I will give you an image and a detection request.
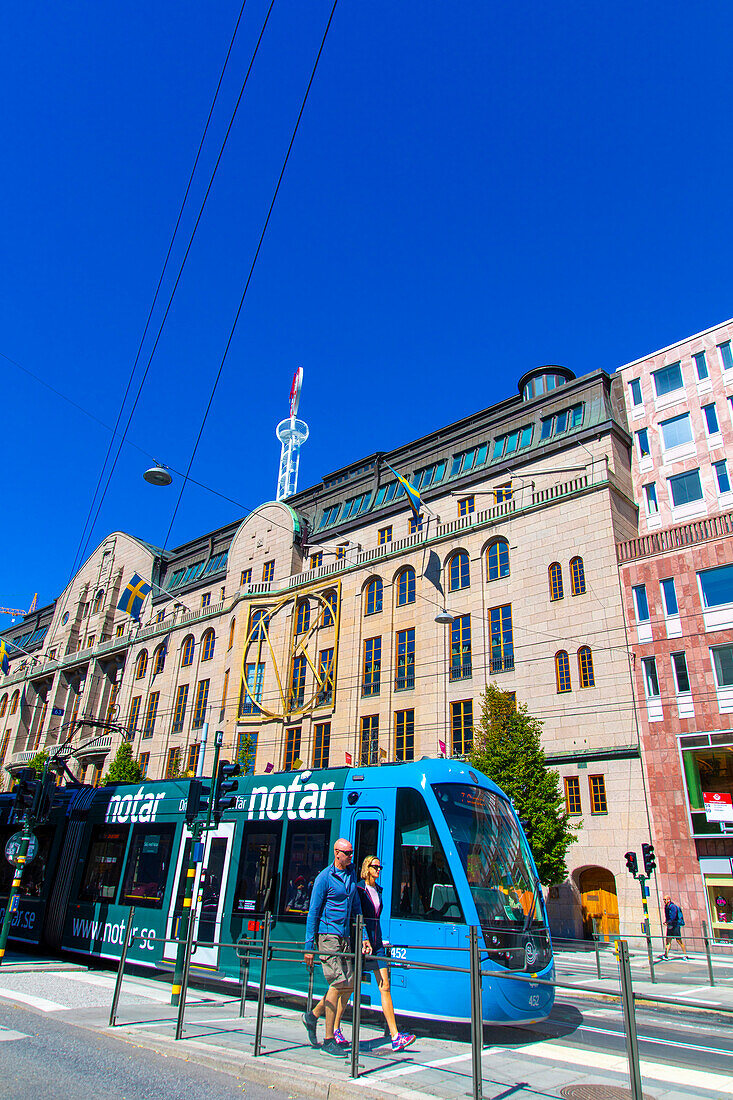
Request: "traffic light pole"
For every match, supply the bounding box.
[171,732,223,1005]
[637,873,656,983]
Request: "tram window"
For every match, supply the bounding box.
[0,828,53,898]
[233,825,281,916]
[392,788,463,923]
[120,825,175,909]
[280,821,331,920]
[198,837,227,944]
[79,825,129,903]
[354,820,379,877]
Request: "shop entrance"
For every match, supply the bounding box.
[579,867,619,940]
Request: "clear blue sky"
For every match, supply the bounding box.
[2,1,732,614]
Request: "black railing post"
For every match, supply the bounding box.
[108,906,135,1028]
[350,915,364,1079]
[702,920,716,987]
[253,912,271,1056]
[174,901,198,1041]
[617,939,644,1100]
[469,926,483,1100]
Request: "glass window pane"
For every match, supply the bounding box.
[505,431,519,454]
[555,410,568,433]
[629,379,642,406]
[652,362,683,396]
[234,825,281,915]
[661,578,678,616]
[693,351,708,380]
[669,469,703,507]
[279,822,331,921]
[637,429,650,457]
[703,404,720,435]
[643,483,659,514]
[120,825,175,909]
[712,646,733,687]
[540,418,553,440]
[714,461,731,494]
[660,413,693,450]
[633,585,650,621]
[492,438,504,460]
[79,824,129,903]
[392,787,462,922]
[642,657,660,697]
[699,563,733,608]
[719,341,733,370]
[672,652,690,694]
[520,425,533,448]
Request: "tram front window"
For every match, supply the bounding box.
[392,787,463,921]
[432,784,543,931]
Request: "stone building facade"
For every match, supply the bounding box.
[1,363,653,936]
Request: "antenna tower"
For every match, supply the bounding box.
[276,367,309,501]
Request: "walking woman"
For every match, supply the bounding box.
[347,854,415,1051]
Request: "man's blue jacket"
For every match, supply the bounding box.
[304,862,364,951]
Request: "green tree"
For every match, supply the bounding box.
[236,733,254,775]
[27,750,50,779]
[103,739,143,785]
[467,683,578,885]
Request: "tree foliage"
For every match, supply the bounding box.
[236,733,255,775]
[27,750,50,779]
[103,739,144,785]
[467,683,578,885]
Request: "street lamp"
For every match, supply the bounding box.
[143,464,173,486]
[434,609,456,625]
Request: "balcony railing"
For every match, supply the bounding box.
[361,681,380,697]
[449,661,473,682]
[315,688,333,706]
[489,655,514,674]
[395,672,415,691]
[239,701,261,717]
[617,507,733,562]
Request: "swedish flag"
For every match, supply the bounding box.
[117,573,152,620]
[385,462,422,519]
[0,640,9,675]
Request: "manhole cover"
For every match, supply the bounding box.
[560,1088,656,1100]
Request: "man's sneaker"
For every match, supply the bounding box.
[302,1010,318,1047]
[333,1027,351,1047]
[321,1037,345,1056]
[391,1032,416,1051]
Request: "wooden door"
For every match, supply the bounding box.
[579,868,619,941]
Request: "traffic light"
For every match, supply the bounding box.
[185,779,210,824]
[33,773,55,824]
[213,760,239,824]
[624,850,638,877]
[13,769,38,819]
[641,842,656,876]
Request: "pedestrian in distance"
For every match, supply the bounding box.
[661,894,689,959]
[302,838,371,1056]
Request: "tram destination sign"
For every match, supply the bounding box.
[5,831,39,866]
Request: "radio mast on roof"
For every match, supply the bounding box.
[275,367,309,501]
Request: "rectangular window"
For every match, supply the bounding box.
[719,341,733,370]
[284,726,301,771]
[714,460,731,494]
[660,577,678,616]
[360,714,379,765]
[279,821,331,921]
[504,430,519,455]
[336,545,346,560]
[138,752,150,778]
[165,747,180,778]
[395,628,415,690]
[450,614,472,680]
[555,409,568,433]
[711,645,733,688]
[489,604,514,672]
[629,378,643,406]
[172,684,189,733]
[240,569,251,586]
[78,824,129,903]
[143,692,159,738]
[643,482,659,515]
[589,775,608,815]
[699,563,733,608]
[652,361,683,397]
[313,722,330,769]
[693,351,709,380]
[451,700,473,756]
[395,709,414,761]
[233,823,281,916]
[703,403,720,436]
[494,483,512,503]
[290,655,307,709]
[193,679,210,729]
[564,776,582,815]
[520,425,533,448]
[129,695,141,733]
[121,825,175,908]
[116,625,125,637]
[378,526,392,545]
[234,730,257,774]
[186,743,200,775]
[458,496,475,517]
[660,412,693,450]
[317,648,334,705]
[671,652,691,694]
[262,560,274,583]
[240,662,264,716]
[310,552,323,569]
[636,428,650,458]
[362,637,381,696]
[201,592,211,608]
[408,514,423,534]
[669,469,703,507]
[642,656,660,698]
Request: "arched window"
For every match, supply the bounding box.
[201,629,215,662]
[365,577,383,616]
[396,567,416,606]
[321,590,338,628]
[93,589,104,614]
[448,551,470,592]
[571,556,586,596]
[296,600,311,635]
[152,644,166,675]
[10,691,19,715]
[135,650,148,680]
[228,619,236,651]
[487,539,510,581]
[549,562,564,601]
[0,695,7,718]
[555,651,571,692]
[578,646,595,687]
[182,635,195,667]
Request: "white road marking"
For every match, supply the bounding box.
[377,1053,470,1079]
[580,1023,733,1058]
[0,1026,29,1041]
[0,988,66,1012]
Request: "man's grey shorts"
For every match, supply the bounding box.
[318,934,353,987]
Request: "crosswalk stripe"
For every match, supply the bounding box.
[0,1027,30,1041]
[0,987,66,1012]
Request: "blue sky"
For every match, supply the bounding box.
[2,1,732,614]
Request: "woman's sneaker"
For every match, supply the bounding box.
[391,1032,416,1051]
[321,1037,345,1056]
[333,1027,351,1047]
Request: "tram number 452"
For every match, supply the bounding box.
[388,946,407,960]
[529,995,541,1007]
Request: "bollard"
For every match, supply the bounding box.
[253,912,271,1056]
[175,897,199,1041]
[593,931,602,979]
[702,920,716,987]
[617,939,644,1100]
[238,939,251,1018]
[469,925,483,1100]
[109,906,136,1028]
[643,922,656,984]
[350,915,364,1079]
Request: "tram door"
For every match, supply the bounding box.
[164,822,235,968]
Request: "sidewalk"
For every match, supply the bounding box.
[0,951,731,1099]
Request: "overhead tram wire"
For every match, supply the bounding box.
[65,0,279,594]
[162,0,341,552]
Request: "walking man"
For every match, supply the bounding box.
[662,894,688,959]
[303,838,371,1055]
